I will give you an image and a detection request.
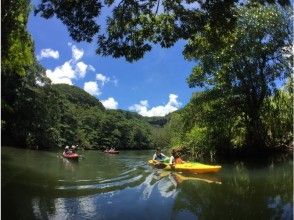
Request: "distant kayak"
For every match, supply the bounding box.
[63,152,79,160]
[148,160,221,174]
[104,150,120,154]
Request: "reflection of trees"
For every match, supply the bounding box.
[59,157,78,172]
[171,162,293,219]
[2,163,58,220]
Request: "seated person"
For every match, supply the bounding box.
[153,148,167,161]
[64,146,72,154]
[70,145,77,153]
[169,149,186,167]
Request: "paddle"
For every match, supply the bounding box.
[153,159,167,169]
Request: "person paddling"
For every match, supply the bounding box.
[169,149,186,168]
[64,146,72,154]
[70,145,77,153]
[153,148,167,162]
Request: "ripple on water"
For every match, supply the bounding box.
[55,167,150,197]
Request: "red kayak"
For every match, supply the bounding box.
[63,152,79,160]
[104,150,119,154]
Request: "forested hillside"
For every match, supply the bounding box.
[3,80,157,150]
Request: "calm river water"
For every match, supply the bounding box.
[2,147,293,220]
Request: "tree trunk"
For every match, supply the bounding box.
[245,107,266,152]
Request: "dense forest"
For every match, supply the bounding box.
[2,76,157,150]
[1,0,158,150]
[2,0,293,159]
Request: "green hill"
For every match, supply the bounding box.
[51,84,105,109]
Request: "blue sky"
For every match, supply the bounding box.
[28,7,200,117]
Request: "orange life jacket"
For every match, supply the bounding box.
[175,158,184,164]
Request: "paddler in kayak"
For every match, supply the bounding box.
[64,146,72,154]
[169,149,186,168]
[70,145,77,153]
[153,148,167,162]
[151,148,168,168]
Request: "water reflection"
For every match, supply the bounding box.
[141,171,178,200]
[59,157,79,172]
[171,162,293,220]
[2,148,293,220]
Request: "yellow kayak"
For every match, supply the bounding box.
[148,159,167,169]
[148,160,221,174]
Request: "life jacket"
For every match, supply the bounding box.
[175,157,184,164]
[155,153,164,160]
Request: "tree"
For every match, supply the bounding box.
[184,4,292,149]
[34,0,290,62]
[34,0,292,151]
[2,0,53,147]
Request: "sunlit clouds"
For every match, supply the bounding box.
[76,62,88,78]
[45,44,95,85]
[46,61,75,85]
[96,73,110,86]
[101,97,118,109]
[129,94,181,117]
[84,81,100,96]
[71,44,84,61]
[37,48,59,60]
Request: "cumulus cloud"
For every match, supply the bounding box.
[71,45,84,61]
[46,61,75,85]
[129,94,181,117]
[45,44,96,84]
[44,44,112,98]
[76,61,88,78]
[83,81,101,96]
[37,48,59,60]
[101,97,118,109]
[96,73,110,85]
[82,73,111,97]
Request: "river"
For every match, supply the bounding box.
[1,147,293,220]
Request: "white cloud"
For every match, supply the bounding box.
[129,94,181,117]
[37,48,59,60]
[140,100,149,107]
[45,44,95,84]
[71,45,84,61]
[101,97,118,109]
[84,81,101,96]
[46,61,75,85]
[88,65,95,72]
[96,73,110,85]
[76,62,88,78]
[44,44,112,98]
